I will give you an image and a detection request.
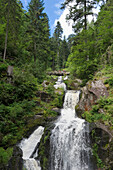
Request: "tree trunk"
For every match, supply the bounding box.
[3,0,10,61]
[84,0,89,60]
[84,0,87,30]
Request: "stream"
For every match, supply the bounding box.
[19,76,94,170]
[50,90,93,170]
[19,126,44,170]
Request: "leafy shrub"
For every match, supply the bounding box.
[0,63,8,78]
[76,61,97,80]
[0,147,13,167]
[107,76,113,86]
[92,144,104,168]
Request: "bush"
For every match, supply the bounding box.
[107,76,113,86]
[76,61,97,80]
[0,147,13,167]
[0,63,7,74]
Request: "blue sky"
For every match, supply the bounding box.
[21,0,67,36]
[21,0,98,38]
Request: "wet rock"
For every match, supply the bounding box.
[38,123,56,170]
[8,146,23,170]
[90,127,113,169]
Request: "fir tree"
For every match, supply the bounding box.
[53,21,63,69]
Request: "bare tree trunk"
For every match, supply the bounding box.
[84,0,87,30]
[3,0,10,61]
[84,0,89,61]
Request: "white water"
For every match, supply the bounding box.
[19,126,44,170]
[54,76,66,91]
[50,90,93,170]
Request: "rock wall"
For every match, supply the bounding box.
[7,146,23,170]
[76,79,113,169]
[76,80,109,116]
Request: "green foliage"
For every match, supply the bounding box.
[92,144,104,168]
[105,76,113,86]
[0,100,36,146]
[0,147,13,167]
[38,129,51,170]
[83,66,113,127]
[65,0,113,81]
[0,63,7,73]
[0,67,38,105]
[62,0,96,32]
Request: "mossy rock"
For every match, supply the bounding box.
[38,127,51,170]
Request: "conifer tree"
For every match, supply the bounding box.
[28,0,50,64]
[0,0,22,61]
[53,21,63,69]
[61,0,96,32]
[59,36,70,68]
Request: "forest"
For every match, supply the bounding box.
[0,0,113,169]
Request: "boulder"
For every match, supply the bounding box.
[88,80,109,99]
[77,80,109,114]
[42,80,49,87]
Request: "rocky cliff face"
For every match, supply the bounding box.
[77,79,109,114]
[76,79,113,169]
[8,146,23,170]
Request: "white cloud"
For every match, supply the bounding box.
[54,1,64,16]
[24,0,28,6]
[54,10,63,16]
[54,3,74,39]
[55,3,61,9]
[54,1,99,39]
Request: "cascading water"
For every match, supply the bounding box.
[54,76,66,91]
[19,126,44,170]
[50,90,94,170]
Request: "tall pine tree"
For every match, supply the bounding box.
[53,21,63,69]
[28,0,50,64]
[61,0,96,32]
[0,0,22,61]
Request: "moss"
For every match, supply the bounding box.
[75,104,79,110]
[38,128,51,170]
[79,91,82,100]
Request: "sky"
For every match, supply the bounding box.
[21,0,74,38]
[21,0,98,38]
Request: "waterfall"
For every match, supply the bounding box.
[19,126,44,170]
[50,90,93,170]
[54,76,66,91]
